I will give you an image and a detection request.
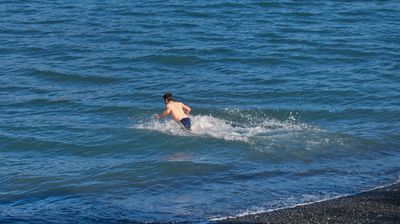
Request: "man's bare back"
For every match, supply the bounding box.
[155,93,192,130]
[165,101,190,121]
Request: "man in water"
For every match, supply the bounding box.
[154,93,192,131]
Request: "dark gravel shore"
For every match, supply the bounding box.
[216,182,400,224]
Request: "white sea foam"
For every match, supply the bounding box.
[208,193,346,221]
[134,114,313,142]
[209,181,400,221]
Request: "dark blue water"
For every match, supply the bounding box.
[1,1,400,223]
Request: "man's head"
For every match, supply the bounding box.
[163,93,174,104]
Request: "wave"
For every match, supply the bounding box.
[31,69,119,85]
[134,55,205,66]
[209,181,400,222]
[208,193,347,221]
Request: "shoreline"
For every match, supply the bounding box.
[215,182,400,224]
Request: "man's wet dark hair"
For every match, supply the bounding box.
[163,93,174,102]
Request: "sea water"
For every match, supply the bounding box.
[1,0,400,223]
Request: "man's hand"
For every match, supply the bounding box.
[155,107,171,120]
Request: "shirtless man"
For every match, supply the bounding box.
[154,93,192,131]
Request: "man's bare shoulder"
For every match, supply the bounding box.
[167,102,182,108]
[171,101,183,106]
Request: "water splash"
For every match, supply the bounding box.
[134,113,315,143]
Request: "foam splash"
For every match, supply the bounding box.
[134,114,312,142]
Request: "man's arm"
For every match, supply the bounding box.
[182,103,191,115]
[154,107,171,119]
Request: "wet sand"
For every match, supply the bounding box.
[216,182,400,224]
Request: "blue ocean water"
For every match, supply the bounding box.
[1,0,400,223]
